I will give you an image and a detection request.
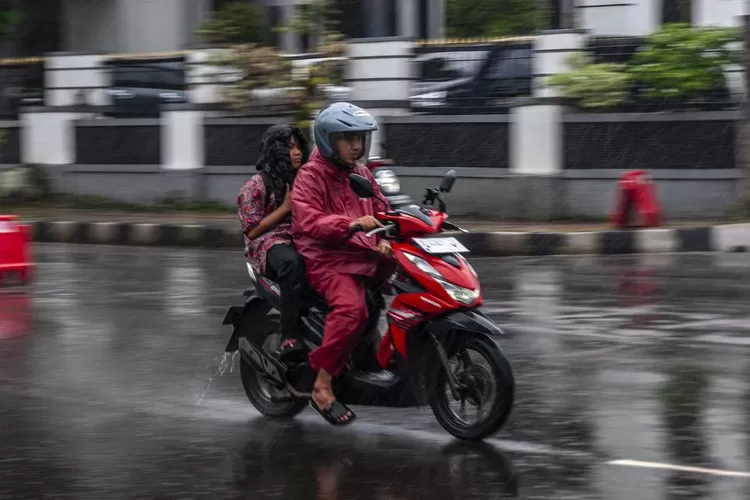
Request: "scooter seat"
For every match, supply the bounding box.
[258,274,383,314]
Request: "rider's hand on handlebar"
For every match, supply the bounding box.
[377,240,392,257]
[350,216,382,232]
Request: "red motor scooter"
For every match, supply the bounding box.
[223,170,514,441]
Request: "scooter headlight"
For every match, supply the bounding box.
[437,279,480,305]
[404,252,442,279]
[403,252,479,305]
[374,169,401,195]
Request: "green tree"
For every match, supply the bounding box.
[209,0,346,129]
[197,2,268,45]
[628,23,739,102]
[211,32,346,130]
[446,0,549,38]
[547,53,632,108]
[279,0,341,39]
[0,1,23,40]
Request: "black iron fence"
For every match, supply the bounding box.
[0,59,44,119]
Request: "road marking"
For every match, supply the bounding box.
[608,459,750,478]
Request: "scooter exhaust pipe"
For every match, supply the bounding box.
[238,337,287,388]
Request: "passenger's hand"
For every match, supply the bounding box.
[350,215,382,232]
[280,185,292,213]
[377,240,392,257]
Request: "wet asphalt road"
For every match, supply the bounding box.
[1,245,750,499]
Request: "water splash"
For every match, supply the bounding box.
[194,351,239,406]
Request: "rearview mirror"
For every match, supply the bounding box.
[439,169,456,193]
[349,173,375,198]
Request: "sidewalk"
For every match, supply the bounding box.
[13,208,750,256]
[12,208,730,232]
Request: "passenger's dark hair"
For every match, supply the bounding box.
[256,124,310,207]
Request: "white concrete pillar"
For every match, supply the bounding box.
[694,0,747,28]
[20,108,82,165]
[532,30,587,98]
[161,106,204,170]
[397,0,418,38]
[577,0,657,36]
[346,39,416,107]
[45,53,110,108]
[510,100,563,175]
[186,48,232,105]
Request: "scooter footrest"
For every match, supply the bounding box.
[344,371,400,392]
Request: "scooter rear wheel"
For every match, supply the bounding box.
[428,334,515,441]
[240,317,308,418]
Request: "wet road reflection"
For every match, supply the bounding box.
[0,245,749,499]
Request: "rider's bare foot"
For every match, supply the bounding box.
[311,370,355,425]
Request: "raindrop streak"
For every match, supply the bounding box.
[195,351,239,406]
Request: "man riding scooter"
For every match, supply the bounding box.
[291,102,397,426]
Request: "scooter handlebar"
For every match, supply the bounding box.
[365,224,395,238]
[348,222,396,238]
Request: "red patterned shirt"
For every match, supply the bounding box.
[237,174,293,275]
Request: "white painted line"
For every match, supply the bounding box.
[608,459,750,478]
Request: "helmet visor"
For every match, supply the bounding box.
[330,131,372,165]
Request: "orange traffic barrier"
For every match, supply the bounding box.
[610,170,662,229]
[0,215,34,285]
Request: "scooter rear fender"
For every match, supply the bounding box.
[223,291,273,353]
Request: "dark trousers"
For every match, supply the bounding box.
[265,243,306,341]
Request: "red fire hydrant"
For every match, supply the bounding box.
[0,215,34,285]
[610,170,662,229]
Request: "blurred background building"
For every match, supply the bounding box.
[0,0,747,220]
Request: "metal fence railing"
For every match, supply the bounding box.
[0,59,45,119]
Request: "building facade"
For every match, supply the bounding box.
[58,0,446,55]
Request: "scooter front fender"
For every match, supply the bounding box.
[427,309,506,338]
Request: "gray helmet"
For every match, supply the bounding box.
[313,102,378,166]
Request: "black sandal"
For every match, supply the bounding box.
[309,398,356,426]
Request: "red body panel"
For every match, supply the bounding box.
[372,208,482,367]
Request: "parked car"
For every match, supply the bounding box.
[106,60,187,117]
[409,41,533,114]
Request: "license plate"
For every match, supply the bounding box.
[412,237,469,254]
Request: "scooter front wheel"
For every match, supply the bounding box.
[240,317,308,418]
[427,334,515,441]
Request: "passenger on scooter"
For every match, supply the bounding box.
[237,124,309,355]
[291,102,397,426]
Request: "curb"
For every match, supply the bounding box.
[26,220,750,256]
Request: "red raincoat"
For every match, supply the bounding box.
[291,148,394,375]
